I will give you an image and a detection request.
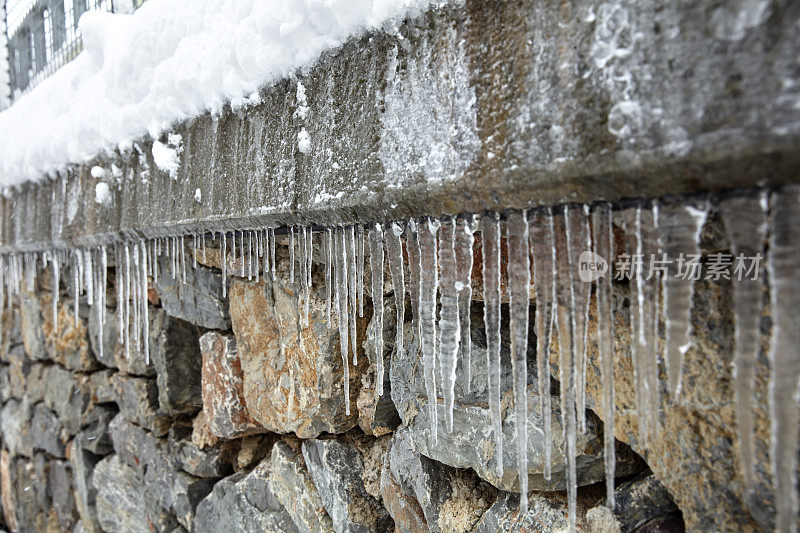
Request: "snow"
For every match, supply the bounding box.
[0,0,440,187]
[94,181,112,205]
[151,140,180,179]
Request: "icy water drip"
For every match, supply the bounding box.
[5,186,800,529]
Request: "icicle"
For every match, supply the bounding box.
[299,227,309,328]
[221,233,227,297]
[347,226,358,365]
[553,210,578,533]
[124,243,131,359]
[565,204,591,433]
[193,235,198,270]
[720,193,767,499]
[140,241,150,364]
[52,251,60,327]
[180,234,187,284]
[638,203,661,445]
[592,203,616,508]
[357,225,365,317]
[386,222,405,370]
[334,228,351,415]
[437,217,460,432]
[289,227,295,284]
[406,223,422,353]
[482,213,503,477]
[248,230,253,281]
[368,223,385,398]
[132,244,141,352]
[767,186,800,533]
[116,246,124,343]
[239,230,245,280]
[152,239,158,285]
[420,218,440,444]
[326,228,333,325]
[658,199,708,399]
[202,232,207,262]
[254,231,260,283]
[99,246,107,364]
[455,215,478,394]
[529,208,556,481]
[507,211,530,514]
[74,251,81,323]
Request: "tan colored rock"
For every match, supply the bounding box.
[229,275,367,438]
[199,331,265,439]
[40,293,99,371]
[0,450,17,532]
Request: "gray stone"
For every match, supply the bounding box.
[302,438,392,533]
[609,474,681,533]
[194,457,298,533]
[88,368,117,403]
[43,364,92,435]
[150,308,202,416]
[380,428,497,533]
[390,308,640,492]
[30,403,68,457]
[48,459,77,530]
[155,257,230,330]
[18,290,47,361]
[112,373,170,435]
[0,365,9,403]
[92,454,181,533]
[68,440,102,533]
[8,456,48,532]
[0,308,22,364]
[269,439,334,533]
[87,305,119,369]
[473,491,593,533]
[77,403,117,455]
[168,423,235,478]
[1,399,32,457]
[40,293,99,371]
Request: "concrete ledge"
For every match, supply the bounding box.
[3,0,800,251]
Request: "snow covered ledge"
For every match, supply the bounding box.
[2,0,800,251]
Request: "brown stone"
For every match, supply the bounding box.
[229,273,367,438]
[40,293,99,371]
[0,450,16,532]
[199,331,265,439]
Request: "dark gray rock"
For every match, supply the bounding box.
[380,428,497,533]
[18,290,48,361]
[150,309,202,416]
[8,456,48,532]
[87,305,119,369]
[1,399,32,457]
[194,457,298,533]
[43,364,92,435]
[611,474,681,533]
[77,403,117,455]
[155,258,230,330]
[30,403,68,457]
[302,438,393,533]
[112,372,170,435]
[269,439,334,533]
[473,491,583,532]
[68,440,102,533]
[88,368,117,403]
[48,459,77,530]
[168,423,235,478]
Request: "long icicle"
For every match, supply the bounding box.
[140,241,149,364]
[357,225,365,318]
[720,193,767,499]
[507,211,530,514]
[221,233,227,297]
[335,227,351,415]
[530,208,556,481]
[592,203,616,508]
[368,223,385,398]
[347,226,358,365]
[289,226,295,284]
[767,186,800,533]
[326,228,333,325]
[419,218,440,444]
[438,217,460,432]
[455,215,478,394]
[482,213,503,478]
[386,222,405,366]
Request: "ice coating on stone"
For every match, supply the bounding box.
[658,200,708,399]
[529,207,555,482]
[368,223,385,398]
[592,203,616,508]
[437,217,460,432]
[720,193,767,498]
[507,211,530,515]
[386,222,405,364]
[334,227,351,416]
[481,213,503,478]
[767,186,800,533]
[455,215,478,395]
[553,210,578,533]
[419,218,440,445]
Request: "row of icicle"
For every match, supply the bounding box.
[0,186,798,531]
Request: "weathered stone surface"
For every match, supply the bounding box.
[155,257,230,330]
[7,349,33,400]
[1,399,32,457]
[194,456,298,533]
[40,294,99,370]
[109,415,214,529]
[0,450,16,531]
[302,438,393,533]
[77,403,117,455]
[48,459,78,530]
[43,364,92,435]
[30,403,68,457]
[199,331,265,439]
[9,456,49,532]
[68,440,102,533]
[391,308,640,492]
[235,434,276,471]
[92,454,180,533]
[87,305,118,369]
[357,297,401,437]
[473,490,597,533]
[0,308,23,364]
[381,428,497,533]
[168,423,235,478]
[230,273,367,438]
[0,364,10,403]
[269,439,334,533]
[111,373,170,435]
[88,368,117,403]
[19,290,48,361]
[150,308,202,416]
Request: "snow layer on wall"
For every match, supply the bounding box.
[0,0,439,187]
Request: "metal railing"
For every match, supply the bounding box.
[2,0,146,105]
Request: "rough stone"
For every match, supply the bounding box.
[30,403,68,457]
[9,456,49,532]
[77,403,117,455]
[235,434,276,471]
[609,474,681,532]
[391,306,640,492]
[0,451,16,531]
[87,305,118,369]
[18,290,48,361]
[269,439,334,533]
[43,364,92,435]
[7,349,33,400]
[0,364,10,403]
[302,438,393,533]
[199,331,265,439]
[40,293,99,370]
[229,273,367,438]
[48,459,77,530]
[194,456,299,533]
[168,423,235,478]
[111,373,170,435]
[68,440,102,533]
[381,428,497,533]
[0,308,22,363]
[88,368,117,403]
[473,490,598,533]
[155,256,230,330]
[1,399,32,457]
[149,308,202,416]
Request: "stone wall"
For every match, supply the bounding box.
[0,226,713,533]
